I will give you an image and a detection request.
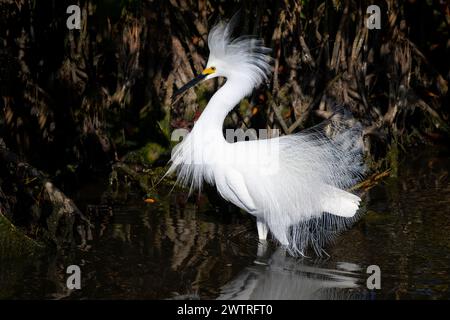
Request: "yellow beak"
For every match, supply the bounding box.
[202,67,216,75]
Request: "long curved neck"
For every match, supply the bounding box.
[193,77,250,139]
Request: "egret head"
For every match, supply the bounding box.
[173,18,272,100]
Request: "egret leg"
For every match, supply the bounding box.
[256,218,268,241]
[256,241,268,257]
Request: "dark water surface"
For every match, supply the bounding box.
[1,147,449,299]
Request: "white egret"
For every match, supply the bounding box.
[167,19,365,256]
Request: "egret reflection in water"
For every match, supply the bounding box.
[218,245,366,300]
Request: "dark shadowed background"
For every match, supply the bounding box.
[0,0,449,300]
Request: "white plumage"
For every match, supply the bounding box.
[167,18,365,256]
